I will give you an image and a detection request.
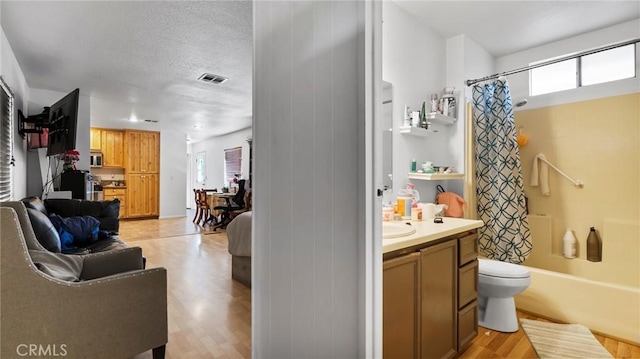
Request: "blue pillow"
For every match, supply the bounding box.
[48,214,100,250]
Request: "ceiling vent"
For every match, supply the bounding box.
[198,73,228,84]
[144,119,158,123]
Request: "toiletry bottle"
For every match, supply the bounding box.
[420,102,428,128]
[586,227,602,262]
[411,159,417,173]
[563,229,576,259]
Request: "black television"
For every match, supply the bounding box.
[47,88,79,156]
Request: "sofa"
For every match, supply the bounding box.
[20,196,127,254]
[0,202,167,358]
[226,211,252,287]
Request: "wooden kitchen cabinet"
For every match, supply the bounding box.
[103,188,126,218]
[126,174,159,217]
[90,128,102,150]
[124,130,160,218]
[125,130,160,174]
[420,240,458,359]
[101,130,124,167]
[383,252,421,359]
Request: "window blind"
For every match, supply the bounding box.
[224,147,242,184]
[0,77,14,201]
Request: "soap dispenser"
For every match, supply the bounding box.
[586,227,602,262]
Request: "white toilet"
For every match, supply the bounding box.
[478,258,531,332]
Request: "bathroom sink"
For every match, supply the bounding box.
[382,222,416,239]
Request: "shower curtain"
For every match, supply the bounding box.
[472,78,531,264]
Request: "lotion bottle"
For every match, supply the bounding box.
[563,229,577,259]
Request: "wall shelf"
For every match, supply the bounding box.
[399,126,434,137]
[426,112,457,125]
[408,172,464,180]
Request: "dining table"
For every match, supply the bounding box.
[205,192,236,224]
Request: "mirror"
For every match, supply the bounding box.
[382,81,393,191]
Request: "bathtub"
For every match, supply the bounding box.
[515,265,640,345]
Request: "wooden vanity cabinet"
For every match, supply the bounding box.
[420,240,458,359]
[383,252,421,359]
[383,230,479,359]
[457,234,479,351]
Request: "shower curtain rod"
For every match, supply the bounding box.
[466,38,640,86]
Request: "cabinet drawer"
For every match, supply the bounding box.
[458,260,478,309]
[458,233,478,265]
[458,300,478,351]
[104,188,126,196]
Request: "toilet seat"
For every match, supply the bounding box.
[479,259,530,279]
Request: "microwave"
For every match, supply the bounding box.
[90,152,103,168]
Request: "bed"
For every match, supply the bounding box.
[226,211,252,287]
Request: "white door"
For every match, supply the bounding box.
[195,151,206,189]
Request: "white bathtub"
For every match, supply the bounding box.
[515,265,640,345]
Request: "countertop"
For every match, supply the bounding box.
[383,217,484,254]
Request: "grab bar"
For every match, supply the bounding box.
[537,156,584,188]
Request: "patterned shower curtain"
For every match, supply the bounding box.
[472,78,531,264]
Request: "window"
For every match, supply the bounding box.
[224,147,242,185]
[530,43,636,96]
[195,152,206,185]
[0,77,14,201]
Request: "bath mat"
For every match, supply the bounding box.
[520,318,613,359]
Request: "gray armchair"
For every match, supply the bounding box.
[0,202,167,359]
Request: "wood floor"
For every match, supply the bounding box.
[128,214,251,359]
[123,213,639,358]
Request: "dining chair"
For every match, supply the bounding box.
[212,180,246,231]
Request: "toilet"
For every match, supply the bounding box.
[478,258,531,332]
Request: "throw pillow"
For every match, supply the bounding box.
[26,208,62,253]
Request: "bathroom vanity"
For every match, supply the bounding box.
[383,218,483,359]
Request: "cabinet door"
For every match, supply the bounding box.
[384,252,421,359]
[421,240,457,359]
[126,131,160,173]
[90,128,102,150]
[126,174,159,217]
[101,130,124,167]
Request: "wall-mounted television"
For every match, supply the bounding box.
[47,88,79,157]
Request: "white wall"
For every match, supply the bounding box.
[1,28,29,200]
[382,1,448,203]
[445,35,495,196]
[496,19,640,109]
[159,129,187,218]
[254,1,366,356]
[190,127,251,191]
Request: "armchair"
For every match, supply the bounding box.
[0,202,167,359]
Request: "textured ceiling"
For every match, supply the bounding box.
[396,1,640,57]
[2,1,639,143]
[2,1,252,143]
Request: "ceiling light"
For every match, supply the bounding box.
[198,73,228,84]
[193,125,203,129]
[128,116,139,122]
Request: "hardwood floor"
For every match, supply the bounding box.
[462,311,640,359]
[127,213,251,359]
[124,213,639,358]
